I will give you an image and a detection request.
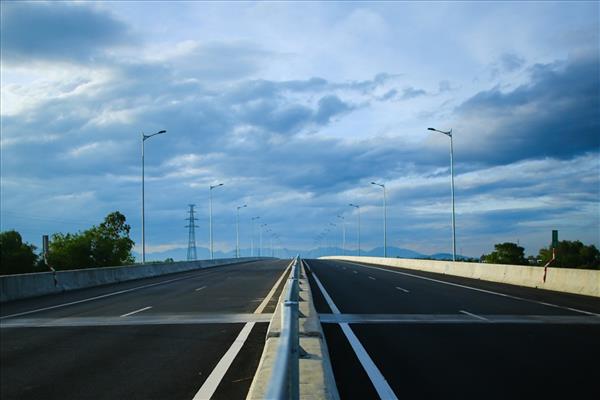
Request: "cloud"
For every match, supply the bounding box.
[455,53,599,164]
[1,2,132,64]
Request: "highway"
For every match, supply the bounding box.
[304,258,600,399]
[0,259,290,400]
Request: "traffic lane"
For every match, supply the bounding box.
[347,323,600,399]
[337,259,600,314]
[306,259,598,316]
[0,323,259,400]
[1,259,288,320]
[0,259,270,318]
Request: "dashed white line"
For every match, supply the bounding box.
[339,261,599,317]
[353,270,358,274]
[395,287,410,293]
[311,269,398,400]
[459,310,488,321]
[195,286,207,291]
[368,276,376,280]
[120,306,152,317]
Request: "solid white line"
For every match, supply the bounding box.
[459,310,488,321]
[120,306,152,317]
[339,261,599,317]
[192,322,255,400]
[1,273,210,320]
[253,259,292,314]
[192,260,291,398]
[311,269,398,400]
[369,276,376,280]
[195,286,207,291]
[395,287,410,293]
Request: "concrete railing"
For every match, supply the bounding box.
[0,257,266,303]
[247,258,339,400]
[319,256,600,297]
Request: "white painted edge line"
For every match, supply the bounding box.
[120,306,152,317]
[1,273,210,320]
[395,287,410,293]
[459,310,488,321]
[311,269,398,400]
[193,260,290,399]
[339,261,600,317]
[369,276,376,280]
[253,259,293,314]
[193,322,255,400]
[195,286,207,291]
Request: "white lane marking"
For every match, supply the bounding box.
[253,259,293,314]
[353,270,358,274]
[192,322,255,400]
[311,268,398,400]
[195,286,207,291]
[339,261,599,317]
[193,260,290,399]
[1,273,213,320]
[459,310,488,321]
[368,276,376,280]
[119,306,152,317]
[342,267,347,270]
[395,287,410,293]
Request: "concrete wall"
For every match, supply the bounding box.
[0,257,265,303]
[320,256,600,298]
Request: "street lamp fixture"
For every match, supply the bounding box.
[371,181,387,258]
[349,203,361,256]
[428,127,456,261]
[209,183,224,260]
[141,129,166,264]
[236,204,247,258]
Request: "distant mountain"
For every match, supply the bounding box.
[135,245,471,262]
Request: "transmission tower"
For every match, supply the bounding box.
[186,204,199,261]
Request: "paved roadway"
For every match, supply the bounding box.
[0,259,290,400]
[305,258,600,400]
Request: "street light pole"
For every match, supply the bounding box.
[251,216,260,256]
[260,223,267,257]
[371,182,387,258]
[349,204,361,256]
[337,215,345,255]
[209,183,224,260]
[141,129,166,264]
[236,204,247,258]
[428,127,456,261]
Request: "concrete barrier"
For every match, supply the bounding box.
[0,257,266,303]
[247,259,339,400]
[319,256,600,298]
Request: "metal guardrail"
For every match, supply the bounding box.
[265,256,300,400]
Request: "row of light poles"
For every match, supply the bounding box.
[141,129,275,262]
[321,127,456,261]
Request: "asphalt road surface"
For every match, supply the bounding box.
[305,258,600,400]
[1,259,290,400]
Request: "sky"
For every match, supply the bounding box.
[1,1,599,260]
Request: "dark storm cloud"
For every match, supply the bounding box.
[456,53,600,164]
[0,2,132,64]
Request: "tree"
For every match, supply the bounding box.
[483,242,528,265]
[48,211,134,270]
[0,230,38,275]
[539,240,600,270]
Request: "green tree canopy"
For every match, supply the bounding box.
[0,230,38,275]
[539,240,600,269]
[48,211,134,270]
[483,242,528,265]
